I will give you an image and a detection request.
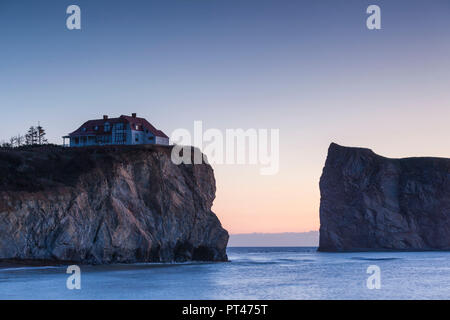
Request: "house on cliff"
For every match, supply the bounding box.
[63,113,169,147]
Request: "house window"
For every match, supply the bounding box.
[135,136,139,142]
[94,126,98,131]
[135,125,139,130]
[114,123,126,144]
[82,127,86,132]
[104,123,110,132]
[96,135,112,144]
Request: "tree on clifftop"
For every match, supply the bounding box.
[1,124,49,148]
[37,124,48,145]
[25,126,38,145]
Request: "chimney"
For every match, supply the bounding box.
[132,113,137,118]
[103,115,108,120]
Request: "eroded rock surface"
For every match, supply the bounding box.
[319,143,450,251]
[0,145,228,264]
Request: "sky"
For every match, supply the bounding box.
[1,0,449,234]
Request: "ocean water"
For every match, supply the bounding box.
[1,247,449,300]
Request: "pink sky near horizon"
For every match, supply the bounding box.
[212,97,450,234]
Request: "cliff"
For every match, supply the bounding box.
[0,145,228,264]
[319,143,450,251]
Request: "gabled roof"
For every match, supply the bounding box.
[69,115,169,138]
[69,118,125,137]
[120,115,169,138]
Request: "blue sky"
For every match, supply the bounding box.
[1,1,449,232]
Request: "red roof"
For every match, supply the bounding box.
[69,115,169,138]
[120,115,169,138]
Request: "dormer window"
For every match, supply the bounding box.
[82,127,86,132]
[135,124,139,130]
[94,126,99,131]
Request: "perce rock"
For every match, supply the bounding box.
[319,143,450,251]
[0,145,228,264]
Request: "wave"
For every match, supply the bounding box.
[350,257,400,261]
[0,265,64,272]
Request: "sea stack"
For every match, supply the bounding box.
[0,145,228,264]
[319,143,450,251]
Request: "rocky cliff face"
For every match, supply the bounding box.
[319,143,450,251]
[0,145,228,264]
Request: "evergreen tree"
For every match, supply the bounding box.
[37,124,48,145]
[25,126,38,145]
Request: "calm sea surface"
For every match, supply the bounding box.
[1,247,449,299]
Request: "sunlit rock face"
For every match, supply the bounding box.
[319,143,450,251]
[0,145,228,264]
